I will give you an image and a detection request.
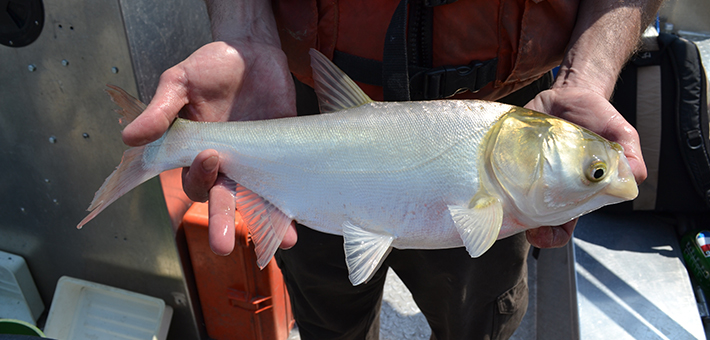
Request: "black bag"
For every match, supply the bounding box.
[611,32,710,211]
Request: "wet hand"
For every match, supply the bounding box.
[182,150,298,255]
[524,86,647,248]
[122,41,298,255]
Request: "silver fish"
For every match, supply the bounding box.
[79,49,638,285]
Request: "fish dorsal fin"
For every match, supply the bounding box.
[448,192,503,258]
[235,184,292,269]
[309,49,374,113]
[105,84,146,126]
[342,221,393,285]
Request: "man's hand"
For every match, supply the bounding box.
[521,0,661,248]
[122,41,295,145]
[524,86,647,248]
[122,41,298,256]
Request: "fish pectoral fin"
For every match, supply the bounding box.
[342,221,393,286]
[448,195,503,258]
[309,49,374,113]
[235,184,293,269]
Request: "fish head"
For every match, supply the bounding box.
[488,108,638,227]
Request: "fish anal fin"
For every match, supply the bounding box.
[309,49,374,113]
[448,194,503,258]
[235,184,293,269]
[342,221,393,286]
[105,85,146,126]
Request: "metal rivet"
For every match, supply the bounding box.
[111,67,119,74]
[28,64,37,72]
[49,136,57,143]
[61,59,69,66]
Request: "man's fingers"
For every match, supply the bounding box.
[617,123,648,185]
[122,67,189,146]
[182,150,220,202]
[208,176,237,256]
[280,222,298,250]
[526,219,578,249]
[180,149,298,253]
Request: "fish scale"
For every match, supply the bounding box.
[177,101,500,246]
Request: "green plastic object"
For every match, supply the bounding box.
[0,319,45,336]
[682,230,710,295]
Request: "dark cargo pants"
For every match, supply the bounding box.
[276,225,530,340]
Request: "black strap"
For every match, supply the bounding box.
[334,50,428,86]
[408,0,433,70]
[334,50,498,100]
[382,0,411,101]
[347,0,496,101]
[662,33,710,207]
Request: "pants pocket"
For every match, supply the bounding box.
[492,278,529,339]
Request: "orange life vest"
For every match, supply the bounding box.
[273,0,579,101]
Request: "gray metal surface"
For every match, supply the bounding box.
[574,212,705,340]
[535,241,580,339]
[0,0,210,338]
[117,0,211,103]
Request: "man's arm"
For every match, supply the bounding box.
[558,0,663,100]
[525,0,663,248]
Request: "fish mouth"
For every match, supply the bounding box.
[605,156,639,201]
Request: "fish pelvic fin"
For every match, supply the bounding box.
[105,85,146,126]
[235,184,293,269]
[342,221,393,286]
[448,193,503,258]
[77,145,166,229]
[309,49,374,113]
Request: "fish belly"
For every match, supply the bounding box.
[169,100,509,249]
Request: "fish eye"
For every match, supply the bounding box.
[585,160,607,182]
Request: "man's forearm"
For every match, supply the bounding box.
[203,0,281,45]
[555,0,664,99]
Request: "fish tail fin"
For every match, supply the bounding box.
[77,145,166,229]
[105,84,146,126]
[77,85,163,229]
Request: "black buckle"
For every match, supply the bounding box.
[413,59,496,100]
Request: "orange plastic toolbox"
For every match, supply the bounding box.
[182,202,294,340]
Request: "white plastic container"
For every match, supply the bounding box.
[44,276,172,340]
[0,250,44,324]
